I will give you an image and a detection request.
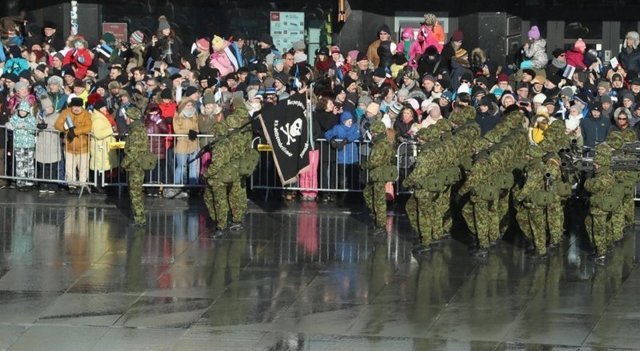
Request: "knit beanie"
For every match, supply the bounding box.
[196,38,210,52]
[158,16,170,32]
[528,26,541,40]
[129,30,145,45]
[293,51,307,64]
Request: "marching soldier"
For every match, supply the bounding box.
[361,121,396,232]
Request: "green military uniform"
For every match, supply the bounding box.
[404,127,442,251]
[226,104,255,229]
[606,131,628,242]
[515,145,555,256]
[584,144,617,260]
[121,107,151,225]
[361,121,396,229]
[203,122,227,228]
[461,150,500,255]
[204,103,255,234]
[620,129,638,227]
[434,119,459,237]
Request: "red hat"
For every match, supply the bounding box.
[196,38,210,52]
[331,45,341,54]
[497,73,509,83]
[451,30,464,42]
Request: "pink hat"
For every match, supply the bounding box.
[574,38,586,52]
[451,30,464,42]
[196,38,210,52]
[528,26,540,40]
[347,50,359,62]
[331,45,341,54]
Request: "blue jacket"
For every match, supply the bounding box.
[580,114,611,149]
[10,114,37,149]
[324,113,361,164]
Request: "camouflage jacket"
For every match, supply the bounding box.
[122,121,149,171]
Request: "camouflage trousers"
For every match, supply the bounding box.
[406,193,439,245]
[585,208,611,257]
[515,205,547,255]
[497,190,510,238]
[206,178,247,230]
[128,169,145,224]
[435,187,451,239]
[462,197,499,249]
[546,201,564,245]
[623,184,635,227]
[363,181,387,228]
[14,147,35,187]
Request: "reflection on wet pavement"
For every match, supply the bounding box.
[0,191,639,350]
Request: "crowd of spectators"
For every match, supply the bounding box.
[1,13,639,201]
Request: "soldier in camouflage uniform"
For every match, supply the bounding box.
[515,145,548,256]
[460,149,500,257]
[434,119,459,238]
[584,144,617,262]
[620,128,638,228]
[361,121,395,231]
[226,101,255,230]
[204,101,253,235]
[605,131,628,243]
[203,122,228,231]
[404,126,442,254]
[121,106,148,225]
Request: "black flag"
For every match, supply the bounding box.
[258,94,310,185]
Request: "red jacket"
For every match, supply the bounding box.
[565,49,586,70]
[63,48,93,79]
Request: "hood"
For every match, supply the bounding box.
[401,27,414,40]
[340,111,354,124]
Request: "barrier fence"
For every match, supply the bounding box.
[2,125,639,201]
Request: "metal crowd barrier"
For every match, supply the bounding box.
[0,126,96,193]
[250,137,372,194]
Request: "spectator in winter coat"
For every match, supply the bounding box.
[476,95,501,135]
[89,99,119,192]
[55,97,92,193]
[62,37,93,79]
[324,111,362,192]
[172,98,200,191]
[367,24,392,68]
[8,101,37,189]
[35,97,62,192]
[521,26,548,70]
[619,31,640,73]
[565,38,587,71]
[580,102,611,149]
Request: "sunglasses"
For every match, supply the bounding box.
[618,117,628,120]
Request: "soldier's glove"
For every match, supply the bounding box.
[67,127,76,141]
[188,129,198,141]
[37,123,48,130]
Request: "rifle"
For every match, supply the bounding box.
[544,172,553,191]
[621,141,640,155]
[611,156,640,171]
[186,117,254,165]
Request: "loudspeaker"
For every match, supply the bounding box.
[459,12,522,68]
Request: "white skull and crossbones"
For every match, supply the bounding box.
[280,118,303,145]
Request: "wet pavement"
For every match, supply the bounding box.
[0,189,639,350]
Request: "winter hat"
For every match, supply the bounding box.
[202,91,216,105]
[497,73,509,83]
[560,86,574,98]
[69,97,84,108]
[373,67,387,78]
[292,40,305,51]
[211,35,225,52]
[340,111,354,123]
[532,93,547,105]
[528,26,541,40]
[356,52,368,62]
[347,50,359,63]
[331,45,341,54]
[574,38,586,53]
[378,24,391,35]
[366,102,380,116]
[158,16,170,32]
[600,94,612,105]
[47,75,63,87]
[93,99,107,111]
[358,94,373,107]
[406,98,420,112]
[160,88,172,99]
[293,51,307,64]
[441,91,453,102]
[451,30,464,42]
[184,86,199,97]
[14,81,29,92]
[259,33,273,46]
[101,32,116,46]
[129,30,145,45]
[196,38,210,52]
[389,102,403,115]
[479,95,492,106]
